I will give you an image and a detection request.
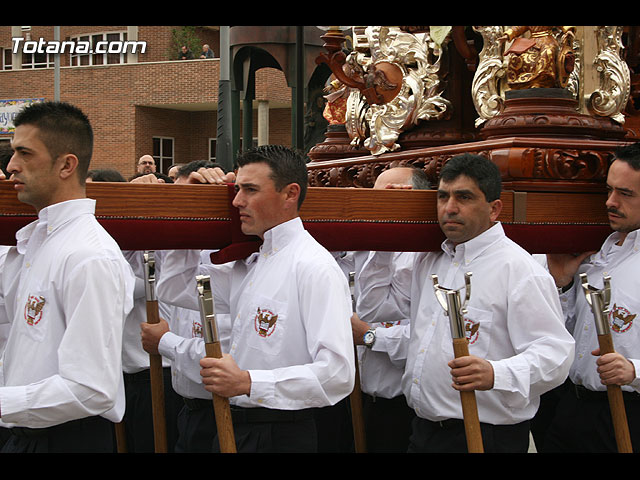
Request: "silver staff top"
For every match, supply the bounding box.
[432,272,472,340]
[143,250,157,302]
[196,274,220,344]
[579,272,612,336]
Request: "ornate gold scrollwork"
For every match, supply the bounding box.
[588,26,630,124]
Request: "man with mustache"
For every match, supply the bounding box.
[0,101,135,452]
[544,142,640,452]
[356,153,575,452]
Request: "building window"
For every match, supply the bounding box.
[1,48,53,70]
[209,138,217,161]
[152,136,174,174]
[21,51,54,69]
[2,49,12,70]
[69,31,129,66]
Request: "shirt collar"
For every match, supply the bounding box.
[259,216,304,257]
[16,199,96,252]
[441,222,504,264]
[593,228,640,265]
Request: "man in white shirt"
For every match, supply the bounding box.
[544,142,640,452]
[140,161,232,453]
[155,145,355,453]
[356,153,575,453]
[349,166,429,452]
[0,101,135,452]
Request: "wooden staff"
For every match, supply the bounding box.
[113,422,127,453]
[580,273,633,453]
[433,272,484,453]
[196,275,237,453]
[143,251,168,453]
[348,272,367,453]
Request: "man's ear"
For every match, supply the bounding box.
[57,153,79,180]
[283,182,301,207]
[489,198,503,221]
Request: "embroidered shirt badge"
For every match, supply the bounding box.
[192,320,203,338]
[254,307,278,337]
[24,295,45,326]
[465,319,480,344]
[609,303,635,333]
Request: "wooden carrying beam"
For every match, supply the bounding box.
[0,181,612,260]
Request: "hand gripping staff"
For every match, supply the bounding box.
[348,271,367,453]
[195,275,237,453]
[143,251,168,453]
[579,273,633,453]
[432,272,484,453]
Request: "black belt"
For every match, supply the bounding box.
[182,397,212,411]
[229,406,315,424]
[573,384,640,402]
[427,418,466,429]
[10,416,105,439]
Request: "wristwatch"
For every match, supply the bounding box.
[363,328,376,348]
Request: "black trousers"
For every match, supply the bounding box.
[122,367,183,453]
[544,382,640,453]
[313,397,354,453]
[362,393,415,453]
[212,406,318,453]
[408,416,531,453]
[1,416,114,453]
[175,397,217,453]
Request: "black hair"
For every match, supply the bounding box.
[236,145,308,209]
[13,101,93,183]
[613,142,640,170]
[87,168,126,182]
[439,153,501,202]
[176,160,222,179]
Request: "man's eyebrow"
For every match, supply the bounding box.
[607,182,635,194]
[437,188,476,196]
[11,145,29,153]
[236,181,259,189]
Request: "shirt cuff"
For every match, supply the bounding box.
[246,369,275,405]
[0,385,28,423]
[629,358,640,391]
[158,331,181,361]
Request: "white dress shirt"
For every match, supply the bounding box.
[157,217,355,410]
[560,229,640,393]
[155,250,232,400]
[0,199,134,428]
[357,222,575,425]
[349,250,414,399]
[122,250,173,374]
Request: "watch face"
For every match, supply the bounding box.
[364,330,375,346]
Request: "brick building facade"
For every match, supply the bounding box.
[0,26,293,178]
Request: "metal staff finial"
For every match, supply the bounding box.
[196,274,219,344]
[579,271,633,453]
[143,250,156,301]
[579,272,611,335]
[432,272,472,339]
[431,271,483,453]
